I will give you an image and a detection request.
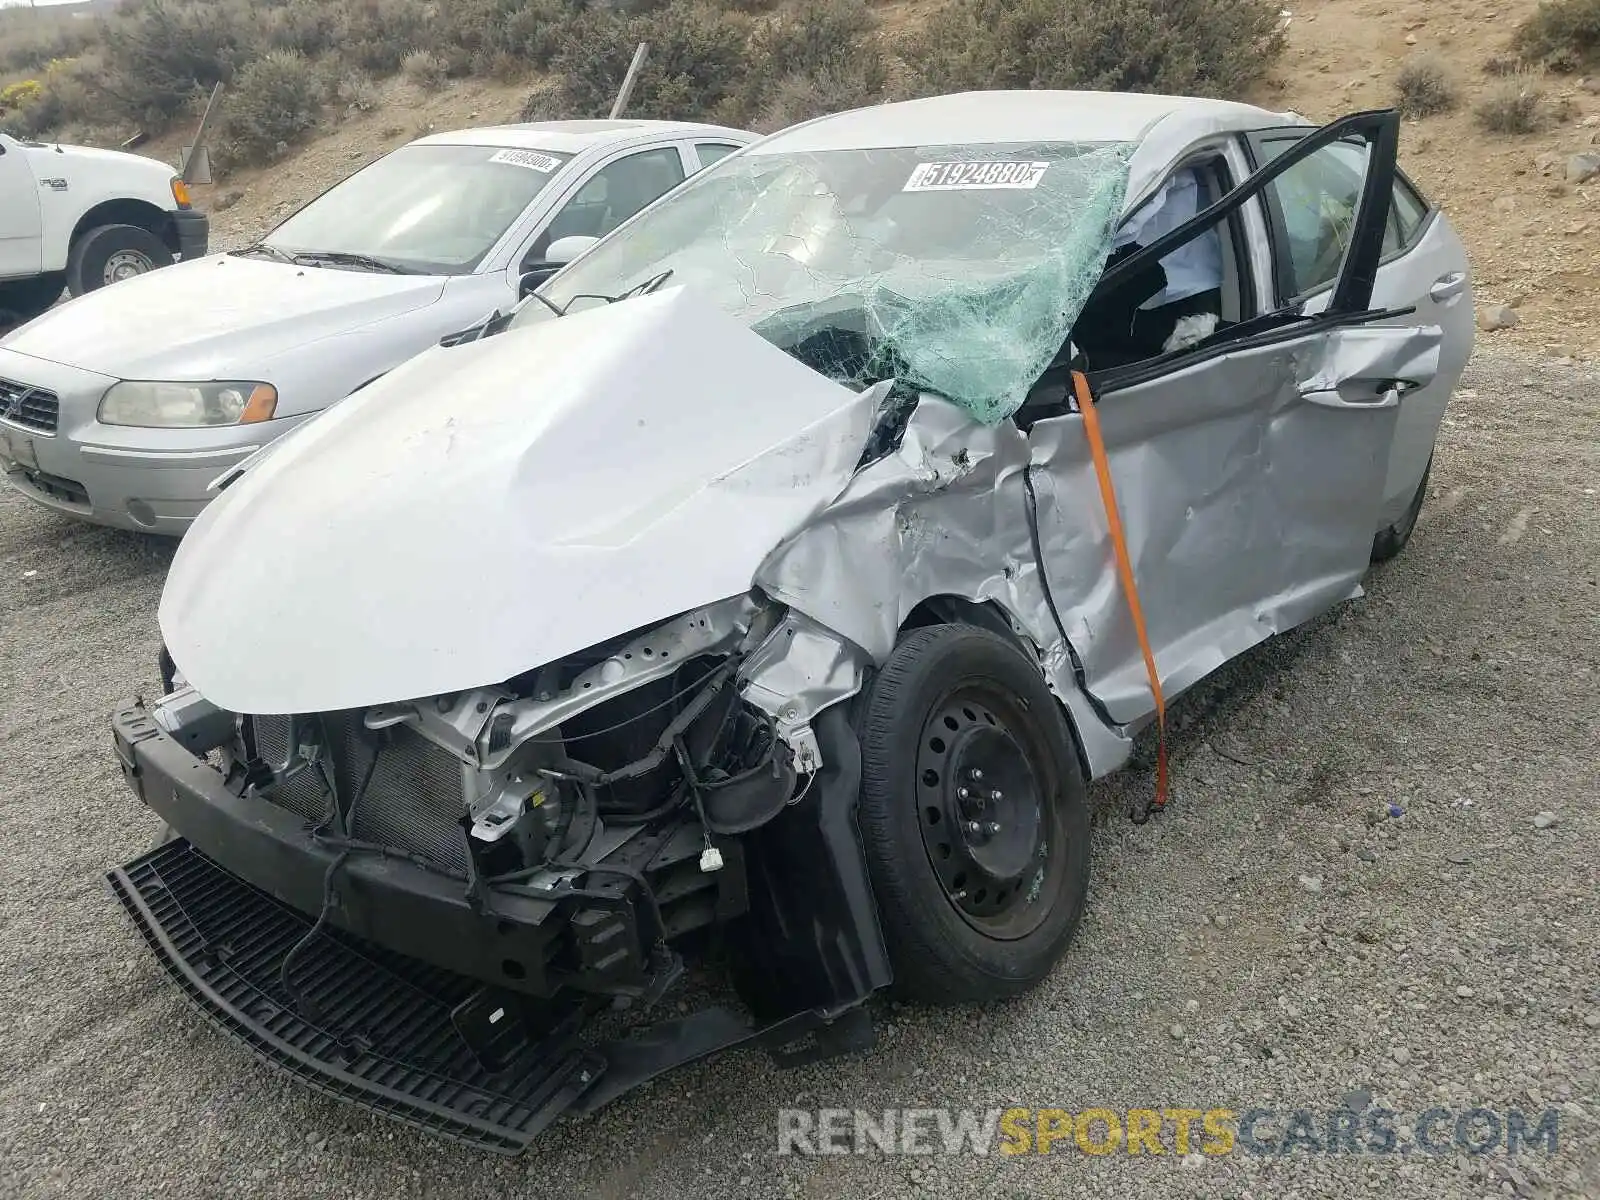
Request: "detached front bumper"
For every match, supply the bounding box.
[110,700,640,995]
[107,699,885,1151]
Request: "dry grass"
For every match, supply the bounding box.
[1395,53,1458,119]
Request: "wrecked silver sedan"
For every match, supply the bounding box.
[107,90,1472,1151]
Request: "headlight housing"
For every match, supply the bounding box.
[98,381,277,429]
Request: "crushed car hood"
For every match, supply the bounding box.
[2,255,446,378]
[160,287,877,715]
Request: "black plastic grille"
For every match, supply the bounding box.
[0,377,59,434]
[247,715,469,873]
[106,839,600,1153]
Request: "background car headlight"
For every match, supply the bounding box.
[98,381,278,428]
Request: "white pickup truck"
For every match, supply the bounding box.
[0,131,208,324]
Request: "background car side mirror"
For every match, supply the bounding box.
[518,235,598,298]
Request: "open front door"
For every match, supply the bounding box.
[1024,110,1442,727]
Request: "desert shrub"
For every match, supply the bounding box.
[1513,0,1600,72]
[335,69,382,113]
[552,2,748,120]
[402,49,449,89]
[1474,75,1548,133]
[0,10,98,74]
[342,0,438,76]
[0,79,42,111]
[907,0,1285,99]
[216,49,325,167]
[260,0,346,59]
[95,0,257,128]
[435,0,585,74]
[1395,53,1457,118]
[753,60,892,132]
[735,0,887,122]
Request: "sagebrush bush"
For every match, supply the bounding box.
[0,9,97,75]
[754,61,892,132]
[335,70,382,114]
[908,0,1285,99]
[736,0,888,122]
[1474,76,1548,133]
[1395,53,1457,118]
[552,2,749,120]
[216,49,325,168]
[402,49,449,89]
[94,0,255,127]
[1514,0,1600,72]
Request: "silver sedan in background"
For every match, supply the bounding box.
[0,117,753,534]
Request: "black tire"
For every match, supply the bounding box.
[66,223,174,296]
[0,273,65,324]
[1371,454,1432,563]
[855,623,1091,1004]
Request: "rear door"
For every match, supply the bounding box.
[1247,129,1473,528]
[1026,110,1442,725]
[0,135,44,279]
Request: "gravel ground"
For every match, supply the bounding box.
[0,344,1596,1199]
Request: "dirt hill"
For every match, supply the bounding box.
[7,0,1600,356]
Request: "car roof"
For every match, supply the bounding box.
[750,89,1309,213]
[755,90,1297,153]
[413,119,752,154]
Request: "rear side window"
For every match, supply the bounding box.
[1387,172,1431,252]
[695,143,742,170]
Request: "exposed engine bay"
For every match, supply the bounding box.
[139,594,868,1007]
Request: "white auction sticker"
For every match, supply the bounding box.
[903,161,1050,192]
[490,148,562,173]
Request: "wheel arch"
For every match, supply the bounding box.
[70,199,177,255]
[897,594,1093,785]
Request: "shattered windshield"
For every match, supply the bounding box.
[523,140,1135,424]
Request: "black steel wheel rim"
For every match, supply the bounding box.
[914,682,1061,939]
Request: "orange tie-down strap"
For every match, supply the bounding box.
[1070,370,1168,821]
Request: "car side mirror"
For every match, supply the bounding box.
[518,269,554,299]
[545,235,598,265]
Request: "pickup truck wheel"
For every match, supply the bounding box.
[0,273,65,324]
[855,623,1091,1005]
[66,224,174,295]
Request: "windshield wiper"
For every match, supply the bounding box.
[229,242,298,265]
[557,269,676,313]
[292,251,416,275]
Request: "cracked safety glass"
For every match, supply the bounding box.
[523,140,1136,425]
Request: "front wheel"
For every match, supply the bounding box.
[66,224,174,296]
[855,623,1091,1004]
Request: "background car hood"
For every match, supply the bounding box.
[160,287,876,716]
[1,255,447,378]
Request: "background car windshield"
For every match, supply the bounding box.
[266,144,574,274]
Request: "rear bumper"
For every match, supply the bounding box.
[172,210,209,261]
